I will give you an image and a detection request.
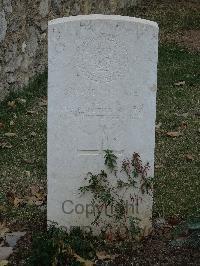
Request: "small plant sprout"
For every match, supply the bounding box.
[79,150,152,238]
[79,151,153,238]
[104,149,118,172]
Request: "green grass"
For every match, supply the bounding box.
[158,45,200,86]
[0,72,47,230]
[154,45,200,219]
[123,0,200,34]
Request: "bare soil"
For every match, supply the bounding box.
[161,30,200,52]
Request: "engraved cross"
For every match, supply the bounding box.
[78,149,124,156]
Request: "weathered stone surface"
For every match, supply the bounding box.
[4,55,23,73]
[3,0,12,14]
[0,11,7,42]
[39,0,48,17]
[0,247,13,260]
[26,27,39,57]
[48,15,158,233]
[40,20,48,31]
[51,0,62,14]
[0,0,142,101]
[5,232,26,248]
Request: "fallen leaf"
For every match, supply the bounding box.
[22,159,35,164]
[0,142,12,149]
[174,81,185,86]
[0,123,4,129]
[96,251,117,261]
[154,217,168,229]
[105,230,115,242]
[185,154,194,161]
[28,186,46,206]
[34,200,44,206]
[30,132,36,137]
[21,136,28,141]
[13,197,24,208]
[74,254,94,266]
[30,185,40,196]
[6,192,24,207]
[35,192,45,201]
[5,143,12,149]
[27,196,43,206]
[166,131,182,137]
[167,216,181,226]
[5,232,26,248]
[155,164,164,169]
[16,98,26,104]
[0,247,13,260]
[4,133,16,137]
[0,223,10,237]
[0,260,9,266]
[180,121,188,129]
[24,171,31,178]
[0,205,6,212]
[6,192,15,205]
[175,112,189,118]
[27,110,37,115]
[155,122,162,130]
[39,99,47,106]
[7,101,16,108]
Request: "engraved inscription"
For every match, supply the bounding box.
[78,149,124,156]
[73,106,120,118]
[76,34,129,83]
[65,104,144,119]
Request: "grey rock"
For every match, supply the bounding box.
[39,0,48,17]
[26,27,38,57]
[40,20,47,31]
[3,0,12,14]
[0,11,7,42]
[154,217,167,229]
[4,43,17,63]
[6,74,16,83]
[5,232,26,248]
[21,41,26,53]
[0,247,13,260]
[51,0,62,15]
[5,55,23,72]
[41,32,47,40]
[21,55,33,72]
[8,16,20,32]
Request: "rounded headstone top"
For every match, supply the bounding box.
[48,14,158,29]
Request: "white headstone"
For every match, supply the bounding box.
[48,15,158,234]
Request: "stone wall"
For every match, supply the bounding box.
[0,0,140,100]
